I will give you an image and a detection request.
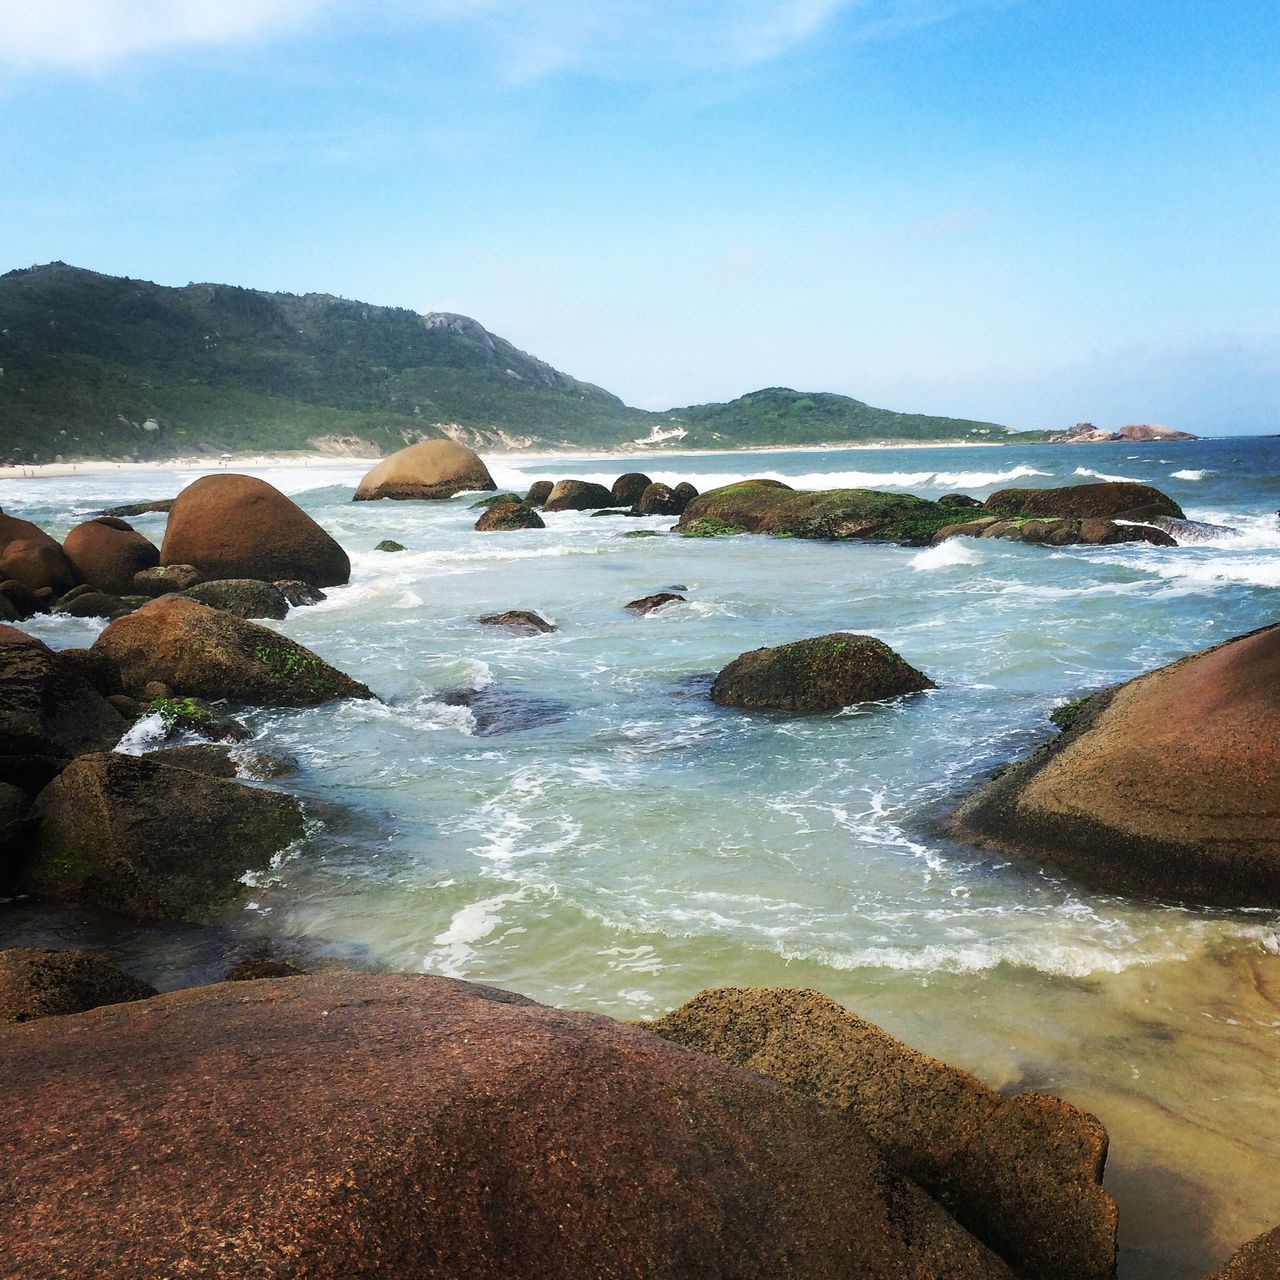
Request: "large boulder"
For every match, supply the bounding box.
[185,579,290,620]
[611,472,652,506]
[0,973,1013,1280]
[0,626,127,795]
[648,987,1116,1280]
[474,503,545,532]
[1207,1226,1280,1278]
[0,511,78,595]
[353,439,496,501]
[712,633,936,713]
[22,751,306,919]
[0,948,155,1024]
[62,517,159,594]
[984,481,1183,524]
[950,623,1280,906]
[92,596,373,707]
[161,474,350,588]
[542,479,615,512]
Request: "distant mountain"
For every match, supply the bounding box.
[0,263,1032,461]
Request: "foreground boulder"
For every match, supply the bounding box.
[611,472,652,506]
[185,579,290,620]
[0,512,78,594]
[950,623,1280,906]
[712,633,936,713]
[542,479,615,512]
[0,973,1013,1279]
[161,474,350,588]
[984,481,1183,524]
[22,751,306,919]
[1208,1226,1280,1278]
[474,502,545,531]
[0,626,126,794]
[353,439,496,501]
[649,987,1116,1280]
[62,517,159,594]
[92,596,373,707]
[0,948,155,1024]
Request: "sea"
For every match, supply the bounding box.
[3,436,1279,1277]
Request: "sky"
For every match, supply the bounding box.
[1,0,1277,433]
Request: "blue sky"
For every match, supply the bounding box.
[1,0,1276,432]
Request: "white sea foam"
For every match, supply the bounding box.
[1074,466,1142,483]
[910,540,982,571]
[1151,556,1280,590]
[1172,469,1211,480]
[427,890,527,976]
[114,711,169,754]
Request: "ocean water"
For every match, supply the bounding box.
[3,437,1279,1276]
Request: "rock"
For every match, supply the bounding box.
[274,579,326,607]
[648,987,1116,1280]
[0,512,79,594]
[106,694,143,719]
[62,517,160,594]
[0,578,48,619]
[950,623,1280,906]
[374,539,406,552]
[146,695,251,743]
[611,472,653,506]
[623,530,662,539]
[1206,1225,1280,1278]
[56,647,122,697]
[542,479,615,512]
[161,474,350,588]
[933,517,1175,548]
[938,493,983,508]
[353,440,496,501]
[474,503,545,532]
[0,973,1015,1280]
[99,498,176,518]
[625,592,685,615]
[673,481,699,511]
[984,481,1183,524]
[711,633,936,713]
[185,579,290,620]
[1148,516,1238,543]
[0,781,32,886]
[133,563,202,595]
[1116,422,1198,441]
[23,751,306,919]
[478,610,556,635]
[224,958,308,981]
[0,626,127,795]
[93,596,374,708]
[0,948,155,1024]
[588,508,630,517]
[524,480,554,506]
[52,590,131,619]
[633,482,682,515]
[143,743,239,777]
[470,491,524,509]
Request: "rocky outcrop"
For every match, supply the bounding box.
[161,475,350,587]
[474,502,545,531]
[0,511,78,595]
[353,439,496,501]
[143,743,240,777]
[611,472,652,506]
[712,633,936,713]
[92,596,373,707]
[525,480,554,506]
[648,987,1116,1280]
[1207,1226,1280,1278]
[542,480,615,512]
[62,517,159,594]
[932,517,1176,548]
[984,481,1183,524]
[0,626,127,795]
[185,579,290,619]
[625,592,686,615]
[22,751,306,919]
[0,947,156,1024]
[477,610,556,635]
[0,973,1014,1280]
[1050,422,1198,443]
[950,623,1280,906]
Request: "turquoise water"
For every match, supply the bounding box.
[3,438,1279,1276]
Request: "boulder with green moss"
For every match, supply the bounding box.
[185,579,290,620]
[474,503,545,532]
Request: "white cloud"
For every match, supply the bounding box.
[0,0,333,70]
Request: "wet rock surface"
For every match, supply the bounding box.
[0,947,156,1024]
[62,517,160,595]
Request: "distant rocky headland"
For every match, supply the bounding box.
[1049,422,1199,444]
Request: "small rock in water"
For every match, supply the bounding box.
[477,610,556,635]
[275,580,327,607]
[374,539,406,552]
[625,592,686,615]
[474,503,545,532]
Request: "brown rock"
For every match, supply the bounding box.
[0,512,78,595]
[524,479,554,506]
[542,479,615,512]
[52,590,131,619]
[984,482,1183,523]
[648,988,1116,1280]
[950,623,1280,906]
[0,626,126,794]
[23,751,307,919]
[474,503,545,532]
[0,578,48,619]
[611,472,652,506]
[712,633,936,713]
[224,958,308,981]
[143,743,239,777]
[161,474,350,587]
[0,973,1014,1280]
[93,596,373,707]
[672,481,699,511]
[1206,1225,1280,1278]
[185,578,290,619]
[633,481,682,515]
[477,609,556,635]
[625,591,685,615]
[0,947,155,1024]
[133,563,202,596]
[353,439,496,501]
[62,517,159,594]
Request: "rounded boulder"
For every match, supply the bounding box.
[474,503,545,532]
[353,439,496,501]
[63,517,159,594]
[611,472,653,506]
[542,479,615,512]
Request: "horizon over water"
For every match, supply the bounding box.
[3,436,1279,1278]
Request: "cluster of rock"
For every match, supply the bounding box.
[1049,421,1199,444]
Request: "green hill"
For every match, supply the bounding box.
[0,263,1032,461]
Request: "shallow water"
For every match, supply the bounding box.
[3,438,1279,1276]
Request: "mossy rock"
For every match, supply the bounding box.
[681,517,744,538]
[374,540,406,553]
[470,492,524,510]
[185,579,290,620]
[475,503,546,532]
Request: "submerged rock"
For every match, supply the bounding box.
[161,474,350,588]
[477,610,556,635]
[354,439,496,501]
[374,539,406,553]
[23,751,307,919]
[1147,515,1238,543]
[712,633,936,714]
[0,947,156,1024]
[274,580,326,608]
[185,578,290,620]
[610,472,652,506]
[950,622,1280,906]
[63,517,160,595]
[648,987,1116,1280]
[92,596,373,707]
[0,973,1014,1280]
[474,502,545,532]
[542,479,615,512]
[625,592,685,615]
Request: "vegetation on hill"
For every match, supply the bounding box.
[0,263,1034,460]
